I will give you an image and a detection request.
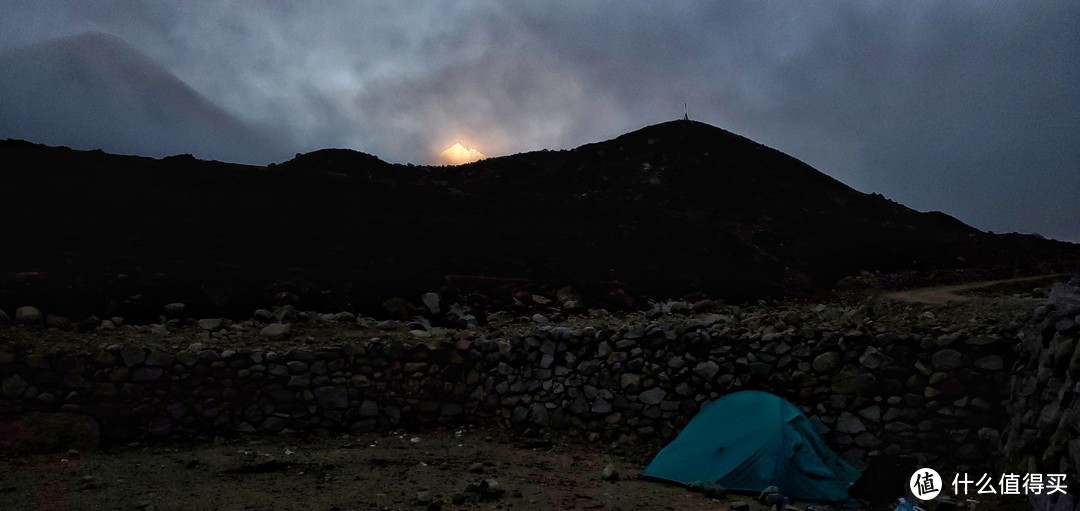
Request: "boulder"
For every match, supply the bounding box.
[14,306,42,324]
[836,411,867,434]
[931,349,963,371]
[197,318,224,331]
[813,352,841,373]
[639,387,667,405]
[693,361,720,380]
[974,355,1004,371]
[164,303,187,317]
[421,292,441,314]
[259,323,291,339]
[859,346,891,370]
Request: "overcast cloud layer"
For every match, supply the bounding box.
[0,1,1077,242]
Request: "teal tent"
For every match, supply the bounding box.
[643,390,861,503]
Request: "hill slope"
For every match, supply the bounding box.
[0,120,1075,319]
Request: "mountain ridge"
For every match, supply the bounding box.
[0,119,1076,319]
[0,31,282,164]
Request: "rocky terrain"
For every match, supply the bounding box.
[2,275,1076,510]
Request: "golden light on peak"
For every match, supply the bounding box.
[438,142,485,165]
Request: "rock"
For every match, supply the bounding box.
[331,311,355,323]
[144,349,174,367]
[854,432,881,448]
[0,309,9,323]
[164,303,186,317]
[639,387,667,405]
[601,463,619,481]
[480,478,504,499]
[858,405,881,422]
[44,314,71,330]
[693,361,720,380]
[812,352,841,373]
[974,355,1004,371]
[566,395,588,415]
[620,373,641,390]
[273,305,297,323]
[441,403,464,417]
[532,314,550,326]
[121,347,146,367]
[259,323,291,339]
[855,372,878,395]
[530,402,549,425]
[468,462,486,474]
[591,398,612,414]
[730,501,751,511]
[931,349,963,371]
[556,286,576,303]
[421,292,441,314]
[830,367,859,394]
[1049,282,1080,313]
[859,346,891,369]
[253,309,275,322]
[359,400,379,418]
[14,306,42,324]
[197,318,224,331]
[2,374,29,398]
[314,387,349,409]
[836,411,867,434]
[132,368,164,382]
[260,417,286,433]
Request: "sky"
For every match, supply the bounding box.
[0,1,1077,242]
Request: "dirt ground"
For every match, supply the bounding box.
[0,426,776,511]
[883,274,1068,305]
[0,426,1037,511]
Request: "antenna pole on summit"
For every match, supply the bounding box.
[683,102,689,121]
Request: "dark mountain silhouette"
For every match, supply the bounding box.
[0,32,281,164]
[1,120,1076,320]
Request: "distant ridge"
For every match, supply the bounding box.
[0,31,281,164]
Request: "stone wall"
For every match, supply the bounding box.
[1002,278,1080,510]
[1,309,1019,467]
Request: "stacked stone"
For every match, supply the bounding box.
[1001,277,1080,509]
[0,303,1020,467]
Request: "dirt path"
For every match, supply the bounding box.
[885,274,1067,304]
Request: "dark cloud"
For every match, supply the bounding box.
[0,1,1076,240]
